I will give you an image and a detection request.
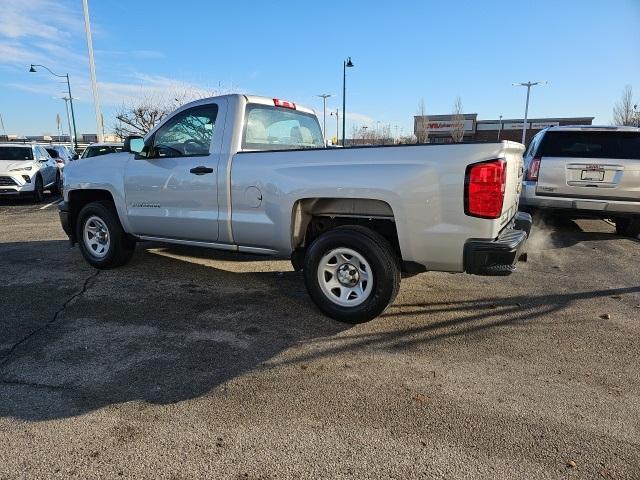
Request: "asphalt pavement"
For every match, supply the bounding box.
[0,196,638,479]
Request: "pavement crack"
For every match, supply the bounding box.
[0,269,101,370]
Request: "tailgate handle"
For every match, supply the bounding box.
[190,166,214,175]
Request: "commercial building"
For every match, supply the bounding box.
[414,114,594,145]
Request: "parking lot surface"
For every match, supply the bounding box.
[0,196,639,479]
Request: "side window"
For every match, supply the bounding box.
[152,104,218,158]
[36,146,48,159]
[525,133,540,157]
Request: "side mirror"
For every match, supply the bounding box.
[123,136,144,154]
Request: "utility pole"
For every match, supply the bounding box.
[330,108,339,145]
[82,0,104,142]
[0,113,6,137]
[497,115,503,141]
[513,81,547,144]
[316,94,332,144]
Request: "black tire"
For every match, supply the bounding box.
[76,200,135,269]
[303,225,401,323]
[615,217,640,238]
[50,171,61,195]
[32,175,44,203]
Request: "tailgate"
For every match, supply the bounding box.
[499,142,525,227]
[535,130,640,201]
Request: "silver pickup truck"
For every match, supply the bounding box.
[59,94,531,323]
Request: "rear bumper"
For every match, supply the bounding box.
[520,182,640,216]
[463,211,532,276]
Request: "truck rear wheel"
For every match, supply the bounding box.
[303,226,401,323]
[76,201,135,269]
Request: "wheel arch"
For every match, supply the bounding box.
[66,188,120,244]
[290,197,404,266]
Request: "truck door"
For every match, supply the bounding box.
[124,101,225,242]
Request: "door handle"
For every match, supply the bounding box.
[190,166,214,175]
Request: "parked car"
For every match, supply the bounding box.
[45,147,67,169]
[520,126,640,237]
[0,143,61,201]
[59,94,531,323]
[48,144,77,164]
[80,143,124,159]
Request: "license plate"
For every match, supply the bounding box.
[581,169,604,181]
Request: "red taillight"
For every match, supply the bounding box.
[273,98,296,109]
[465,159,506,219]
[525,157,541,181]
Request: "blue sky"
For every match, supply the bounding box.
[0,0,638,139]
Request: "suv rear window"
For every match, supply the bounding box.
[0,146,33,161]
[539,131,640,159]
[242,104,323,151]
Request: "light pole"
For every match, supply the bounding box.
[513,81,547,144]
[330,108,339,145]
[30,64,79,150]
[342,57,354,146]
[82,0,104,142]
[316,94,332,144]
[497,115,503,141]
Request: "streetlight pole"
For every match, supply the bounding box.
[316,94,332,144]
[497,115,503,141]
[30,64,79,150]
[342,57,354,146]
[513,81,546,144]
[330,108,339,145]
[82,0,104,142]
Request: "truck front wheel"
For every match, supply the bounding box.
[76,201,135,269]
[303,226,401,323]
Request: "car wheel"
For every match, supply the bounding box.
[32,175,44,203]
[615,217,640,238]
[76,200,136,269]
[303,225,401,323]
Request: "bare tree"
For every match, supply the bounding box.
[451,96,465,143]
[612,85,637,126]
[113,86,219,139]
[415,98,429,144]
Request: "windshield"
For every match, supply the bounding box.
[242,104,323,151]
[0,146,33,161]
[81,145,123,158]
[539,131,640,160]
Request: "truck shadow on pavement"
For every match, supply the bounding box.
[0,239,638,422]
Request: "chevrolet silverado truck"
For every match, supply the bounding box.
[59,94,531,323]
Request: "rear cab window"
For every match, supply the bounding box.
[242,104,323,151]
[539,131,640,159]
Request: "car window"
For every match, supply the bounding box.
[539,131,640,159]
[36,146,49,159]
[242,104,323,151]
[0,146,34,160]
[46,148,59,158]
[151,104,218,158]
[82,145,123,158]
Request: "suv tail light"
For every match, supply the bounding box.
[525,157,541,181]
[464,159,506,219]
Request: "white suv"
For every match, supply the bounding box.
[0,143,61,201]
[520,126,640,237]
